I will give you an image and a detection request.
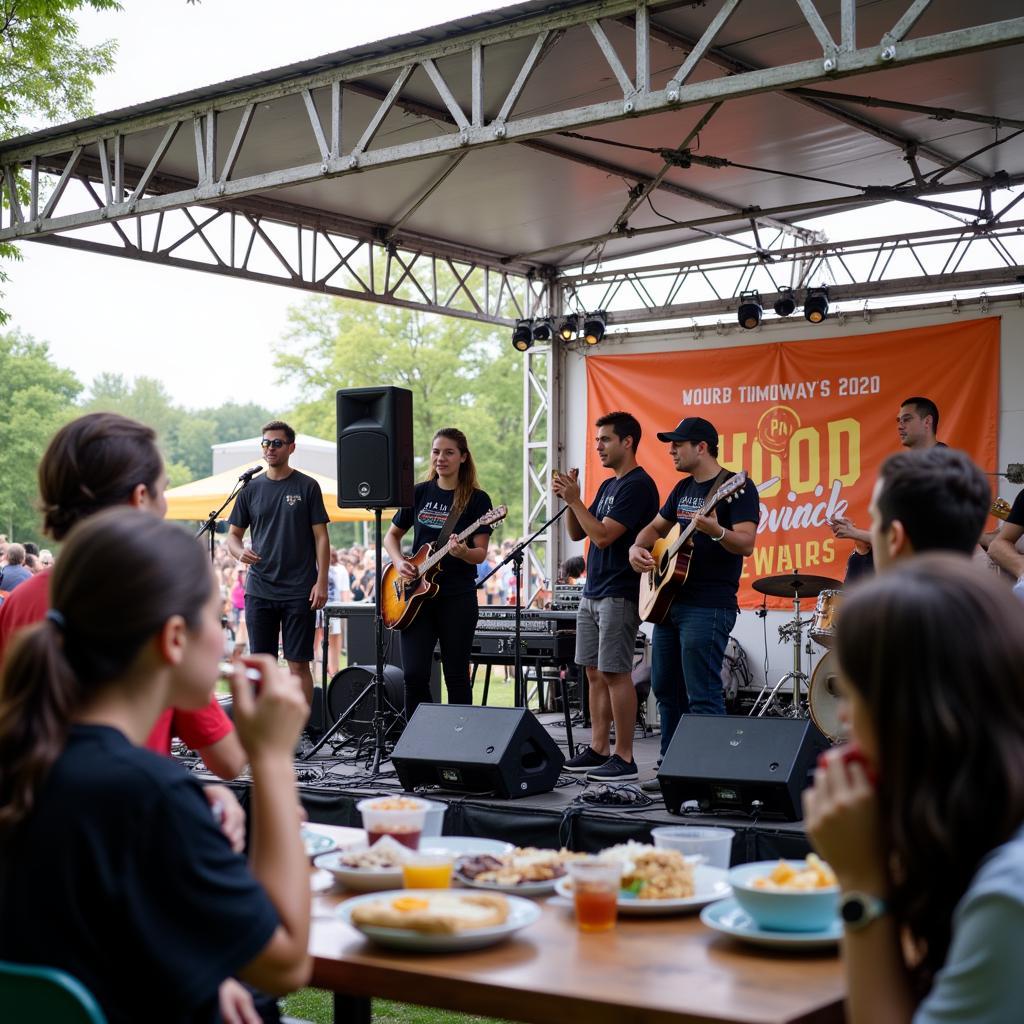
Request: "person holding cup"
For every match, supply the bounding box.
[803,555,1024,1024]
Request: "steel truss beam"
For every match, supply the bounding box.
[3,2,1024,246]
[30,200,548,325]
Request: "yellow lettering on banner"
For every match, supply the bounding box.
[804,540,820,567]
[719,432,746,473]
[776,546,794,573]
[828,418,860,486]
[790,427,820,494]
[746,540,837,578]
[752,546,776,576]
[749,441,782,497]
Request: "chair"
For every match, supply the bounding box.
[0,961,107,1023]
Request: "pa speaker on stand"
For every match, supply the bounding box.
[336,386,414,509]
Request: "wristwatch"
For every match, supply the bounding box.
[839,890,888,931]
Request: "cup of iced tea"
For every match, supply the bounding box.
[357,796,428,850]
[567,857,622,933]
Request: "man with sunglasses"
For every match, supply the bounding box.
[227,421,330,719]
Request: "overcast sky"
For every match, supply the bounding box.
[4,1,502,410]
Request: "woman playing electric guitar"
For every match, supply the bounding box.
[384,428,496,720]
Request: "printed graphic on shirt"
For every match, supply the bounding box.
[675,492,705,522]
[286,495,302,507]
[417,500,451,530]
[595,491,616,519]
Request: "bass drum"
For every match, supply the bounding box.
[808,650,844,742]
[326,664,406,739]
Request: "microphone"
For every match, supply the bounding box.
[238,465,263,483]
[988,464,1024,485]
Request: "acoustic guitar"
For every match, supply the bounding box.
[381,505,507,630]
[638,471,749,624]
[991,497,1011,521]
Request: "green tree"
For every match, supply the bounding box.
[0,329,82,540]
[197,401,275,446]
[1,0,121,322]
[276,296,522,530]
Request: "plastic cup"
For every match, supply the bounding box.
[650,826,734,869]
[401,852,454,889]
[357,797,428,850]
[419,799,447,838]
[567,857,622,932]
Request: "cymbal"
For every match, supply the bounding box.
[752,572,842,599]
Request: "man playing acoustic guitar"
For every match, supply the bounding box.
[628,417,758,778]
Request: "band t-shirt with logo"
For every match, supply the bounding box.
[583,467,660,601]
[659,473,759,609]
[393,480,494,596]
[228,470,329,602]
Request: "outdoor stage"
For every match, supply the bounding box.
[187,716,814,865]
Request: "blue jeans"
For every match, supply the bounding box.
[651,603,737,757]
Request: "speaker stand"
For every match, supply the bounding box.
[302,508,401,767]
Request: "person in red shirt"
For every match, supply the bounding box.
[0,413,246,786]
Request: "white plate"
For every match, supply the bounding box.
[423,837,514,857]
[454,871,562,895]
[700,898,842,949]
[315,854,403,892]
[339,889,541,952]
[301,828,339,858]
[553,864,732,916]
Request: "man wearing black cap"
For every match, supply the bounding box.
[629,417,759,771]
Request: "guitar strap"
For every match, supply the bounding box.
[432,495,464,552]
[703,468,734,510]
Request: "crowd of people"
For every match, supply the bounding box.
[1,398,1023,1024]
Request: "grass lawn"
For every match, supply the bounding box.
[282,989,512,1023]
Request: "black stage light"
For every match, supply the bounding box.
[804,286,830,324]
[737,291,762,330]
[557,314,579,341]
[583,311,607,346]
[532,318,553,343]
[512,319,534,352]
[773,286,796,317]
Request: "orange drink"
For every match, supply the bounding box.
[401,853,453,889]
[567,858,621,933]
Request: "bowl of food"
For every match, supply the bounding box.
[727,855,839,932]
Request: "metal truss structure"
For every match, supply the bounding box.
[3,0,1024,593]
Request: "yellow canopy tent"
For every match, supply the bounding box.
[163,464,389,523]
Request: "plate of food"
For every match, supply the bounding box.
[301,827,339,858]
[339,889,541,952]
[454,847,585,894]
[553,842,731,915]
[315,837,407,891]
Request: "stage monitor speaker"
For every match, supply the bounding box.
[658,715,828,821]
[336,386,414,508]
[391,705,565,799]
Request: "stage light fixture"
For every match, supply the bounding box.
[511,319,534,352]
[803,286,830,324]
[532,318,553,342]
[557,314,579,341]
[773,287,796,317]
[737,291,762,330]
[583,311,607,345]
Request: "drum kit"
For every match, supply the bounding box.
[749,571,844,742]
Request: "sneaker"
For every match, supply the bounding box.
[563,746,612,774]
[640,777,663,793]
[586,754,639,782]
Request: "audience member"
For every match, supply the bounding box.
[0,509,312,1022]
[805,555,1024,1023]
[0,544,32,593]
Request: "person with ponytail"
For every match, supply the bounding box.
[0,412,246,784]
[804,554,1024,1024]
[384,428,494,718]
[0,509,312,1023]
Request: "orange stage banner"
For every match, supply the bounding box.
[585,318,1000,608]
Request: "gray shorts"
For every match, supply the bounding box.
[575,596,641,675]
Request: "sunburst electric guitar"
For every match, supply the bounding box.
[381,505,508,630]
[638,471,749,624]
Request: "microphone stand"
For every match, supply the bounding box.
[476,503,569,709]
[195,468,262,562]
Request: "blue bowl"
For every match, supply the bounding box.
[727,861,839,933]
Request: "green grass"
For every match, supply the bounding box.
[281,989,511,1023]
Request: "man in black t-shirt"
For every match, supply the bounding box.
[988,488,1024,598]
[228,420,330,709]
[629,417,759,764]
[554,411,660,782]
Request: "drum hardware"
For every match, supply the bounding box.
[749,572,842,721]
[809,590,842,649]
